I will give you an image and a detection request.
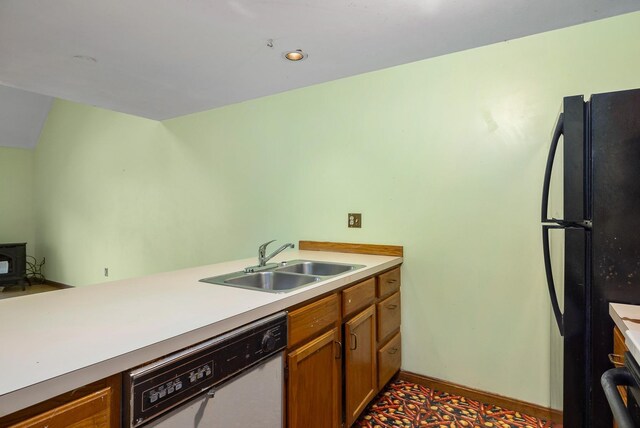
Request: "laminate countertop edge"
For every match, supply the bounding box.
[610,302,640,365]
[0,250,402,416]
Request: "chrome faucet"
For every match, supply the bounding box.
[245,240,295,273]
[259,240,294,266]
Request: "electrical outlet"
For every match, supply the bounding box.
[348,213,362,228]
[104,267,109,277]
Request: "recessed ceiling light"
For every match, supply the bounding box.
[72,55,98,63]
[283,50,307,62]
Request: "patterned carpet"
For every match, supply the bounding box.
[354,380,557,428]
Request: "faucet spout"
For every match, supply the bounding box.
[258,240,294,266]
[264,242,295,265]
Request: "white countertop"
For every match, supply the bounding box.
[0,250,402,416]
[610,303,640,364]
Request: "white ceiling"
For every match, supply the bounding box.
[1,0,639,125]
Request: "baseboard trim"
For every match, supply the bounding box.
[398,370,563,424]
[43,279,73,289]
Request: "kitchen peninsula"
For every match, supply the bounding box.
[0,244,402,425]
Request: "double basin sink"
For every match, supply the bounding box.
[200,260,365,293]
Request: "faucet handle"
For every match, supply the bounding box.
[259,240,277,257]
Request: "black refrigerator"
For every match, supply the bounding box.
[541,88,640,427]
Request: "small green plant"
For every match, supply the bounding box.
[26,255,46,284]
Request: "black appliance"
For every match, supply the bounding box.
[0,242,28,290]
[542,88,640,427]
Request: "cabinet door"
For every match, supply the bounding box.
[344,305,377,427]
[1,375,120,428]
[287,327,341,428]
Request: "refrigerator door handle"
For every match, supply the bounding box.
[543,225,564,335]
[541,113,564,223]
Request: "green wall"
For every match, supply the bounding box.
[32,12,640,407]
[0,147,34,250]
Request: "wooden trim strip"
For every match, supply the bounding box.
[398,370,563,424]
[298,241,403,257]
[44,280,74,289]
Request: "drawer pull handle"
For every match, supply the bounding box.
[388,347,399,355]
[350,333,358,350]
[609,353,625,367]
[387,279,397,284]
[335,341,342,359]
[386,304,398,310]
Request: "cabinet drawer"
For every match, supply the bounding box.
[8,387,111,428]
[377,267,400,298]
[377,292,401,342]
[342,278,375,318]
[289,294,340,347]
[378,332,401,390]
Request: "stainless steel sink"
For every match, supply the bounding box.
[276,260,364,276]
[199,260,365,293]
[200,271,320,293]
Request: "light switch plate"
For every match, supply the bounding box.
[348,213,362,228]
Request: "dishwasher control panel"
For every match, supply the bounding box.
[141,358,213,411]
[124,312,287,427]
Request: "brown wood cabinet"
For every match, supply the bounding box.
[612,325,629,428]
[287,294,342,428]
[342,278,375,318]
[344,305,377,427]
[287,326,342,428]
[285,264,402,428]
[289,293,340,348]
[0,375,121,428]
[377,291,401,343]
[375,268,402,390]
[378,332,401,390]
[377,267,400,299]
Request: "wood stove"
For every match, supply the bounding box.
[0,243,28,290]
